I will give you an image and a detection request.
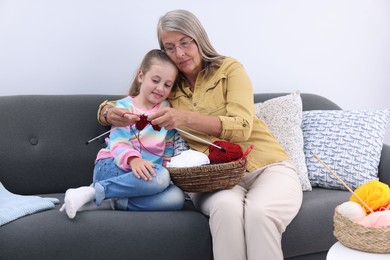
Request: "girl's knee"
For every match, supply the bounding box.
[154,165,171,187]
[166,185,185,210]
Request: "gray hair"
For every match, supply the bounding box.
[157,9,225,79]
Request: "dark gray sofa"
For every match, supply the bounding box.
[1,93,389,260]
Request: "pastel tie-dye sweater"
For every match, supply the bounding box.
[96,96,176,171]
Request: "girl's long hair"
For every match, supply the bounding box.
[128,49,178,96]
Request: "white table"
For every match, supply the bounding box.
[327,242,390,260]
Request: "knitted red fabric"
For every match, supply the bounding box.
[136,114,161,131]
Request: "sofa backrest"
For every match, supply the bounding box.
[0,95,123,195]
[253,93,342,111]
[1,93,388,195]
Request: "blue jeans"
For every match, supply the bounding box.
[93,158,185,211]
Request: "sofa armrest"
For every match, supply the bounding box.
[378,143,390,185]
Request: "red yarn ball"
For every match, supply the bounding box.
[208,141,243,163]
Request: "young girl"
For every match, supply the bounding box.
[60,49,185,219]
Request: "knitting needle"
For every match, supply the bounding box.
[176,128,226,152]
[312,152,374,213]
[85,126,226,152]
[85,129,111,145]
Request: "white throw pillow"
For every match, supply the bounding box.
[255,92,312,191]
[302,109,390,190]
[173,131,189,156]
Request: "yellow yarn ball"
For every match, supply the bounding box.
[350,180,390,213]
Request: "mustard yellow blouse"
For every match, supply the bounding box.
[99,57,288,171]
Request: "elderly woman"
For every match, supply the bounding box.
[98,9,302,260]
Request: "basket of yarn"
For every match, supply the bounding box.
[167,141,253,193]
[312,153,390,253]
[333,180,390,253]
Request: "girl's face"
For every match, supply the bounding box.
[160,30,203,79]
[136,59,177,110]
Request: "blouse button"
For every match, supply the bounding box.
[193,102,197,106]
[242,123,247,127]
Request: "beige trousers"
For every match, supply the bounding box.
[190,160,303,260]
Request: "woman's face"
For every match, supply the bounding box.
[160,30,203,79]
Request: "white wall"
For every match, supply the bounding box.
[0,0,389,144]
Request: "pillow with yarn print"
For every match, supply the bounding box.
[302,109,390,190]
[255,91,312,191]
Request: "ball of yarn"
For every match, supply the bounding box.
[358,210,390,227]
[167,150,210,167]
[350,180,390,213]
[208,141,243,163]
[337,201,366,222]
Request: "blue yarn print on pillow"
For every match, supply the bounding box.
[302,109,390,190]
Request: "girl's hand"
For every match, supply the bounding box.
[105,106,140,127]
[128,157,156,181]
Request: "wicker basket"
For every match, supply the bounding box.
[333,206,390,253]
[167,159,246,193]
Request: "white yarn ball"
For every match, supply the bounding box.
[166,149,210,167]
[337,201,366,222]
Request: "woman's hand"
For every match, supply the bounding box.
[104,106,140,127]
[148,107,222,137]
[147,107,185,130]
[128,157,156,181]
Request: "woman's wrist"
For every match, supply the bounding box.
[101,105,113,125]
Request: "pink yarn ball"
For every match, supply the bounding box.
[358,210,390,227]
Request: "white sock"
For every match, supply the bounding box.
[61,186,96,219]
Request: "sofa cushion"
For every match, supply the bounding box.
[0,194,213,260]
[282,188,350,258]
[302,109,390,190]
[255,92,311,191]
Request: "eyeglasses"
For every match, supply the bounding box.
[163,38,194,54]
